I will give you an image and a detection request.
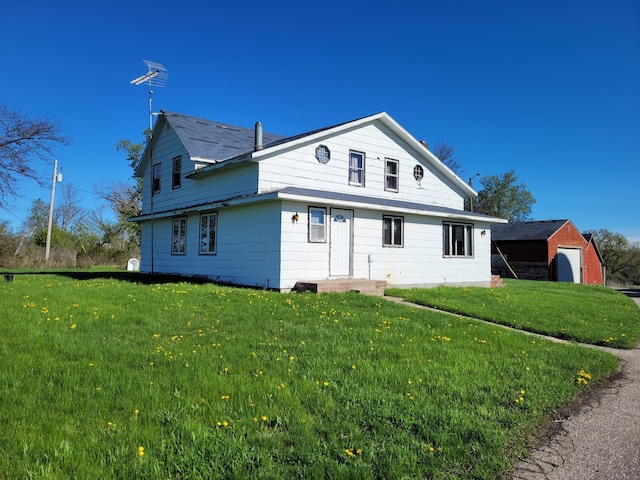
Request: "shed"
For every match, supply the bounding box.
[491,220,603,285]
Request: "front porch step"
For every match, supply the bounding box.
[293,279,388,296]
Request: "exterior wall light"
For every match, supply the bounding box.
[292,213,299,223]
[481,230,487,236]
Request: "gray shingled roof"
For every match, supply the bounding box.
[491,220,569,241]
[163,111,286,161]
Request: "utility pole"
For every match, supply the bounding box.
[45,160,63,261]
[468,173,480,212]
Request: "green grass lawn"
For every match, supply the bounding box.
[387,280,640,349]
[0,274,624,479]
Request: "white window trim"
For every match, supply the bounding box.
[348,150,365,186]
[172,217,187,255]
[385,158,399,192]
[383,215,404,247]
[199,212,217,255]
[308,207,327,243]
[443,222,474,257]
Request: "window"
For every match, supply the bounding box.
[443,222,474,257]
[315,145,330,164]
[199,213,217,254]
[349,150,365,186]
[308,207,326,242]
[172,156,182,189]
[172,217,187,255]
[152,163,161,194]
[385,158,399,192]
[413,165,424,182]
[383,215,403,247]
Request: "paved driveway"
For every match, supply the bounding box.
[512,289,640,479]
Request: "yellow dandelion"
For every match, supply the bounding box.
[138,446,145,456]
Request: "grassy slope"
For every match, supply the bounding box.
[0,275,622,479]
[387,280,640,349]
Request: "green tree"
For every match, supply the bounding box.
[97,136,146,248]
[475,170,535,221]
[0,105,70,208]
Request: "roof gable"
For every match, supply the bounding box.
[136,111,286,176]
[162,111,285,161]
[492,220,569,241]
[181,111,476,197]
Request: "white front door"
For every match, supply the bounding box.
[330,209,352,277]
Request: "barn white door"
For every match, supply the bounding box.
[557,247,582,283]
[330,209,352,277]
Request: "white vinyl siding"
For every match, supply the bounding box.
[199,213,217,254]
[257,123,466,210]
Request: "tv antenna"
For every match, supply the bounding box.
[130,59,168,130]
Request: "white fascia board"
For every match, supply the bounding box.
[377,114,477,197]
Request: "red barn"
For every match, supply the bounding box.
[491,220,604,285]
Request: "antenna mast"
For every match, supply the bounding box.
[130,60,168,130]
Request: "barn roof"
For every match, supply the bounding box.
[491,220,569,241]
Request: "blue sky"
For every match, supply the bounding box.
[1,0,639,241]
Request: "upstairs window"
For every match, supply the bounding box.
[172,217,187,255]
[413,165,424,182]
[349,150,365,186]
[199,213,217,254]
[172,156,182,189]
[383,215,404,247]
[385,158,399,192]
[443,222,473,257]
[308,207,326,242]
[152,163,161,194]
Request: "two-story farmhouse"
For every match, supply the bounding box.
[131,111,506,291]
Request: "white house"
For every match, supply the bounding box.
[131,111,506,291]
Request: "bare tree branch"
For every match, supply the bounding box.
[0,105,71,207]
